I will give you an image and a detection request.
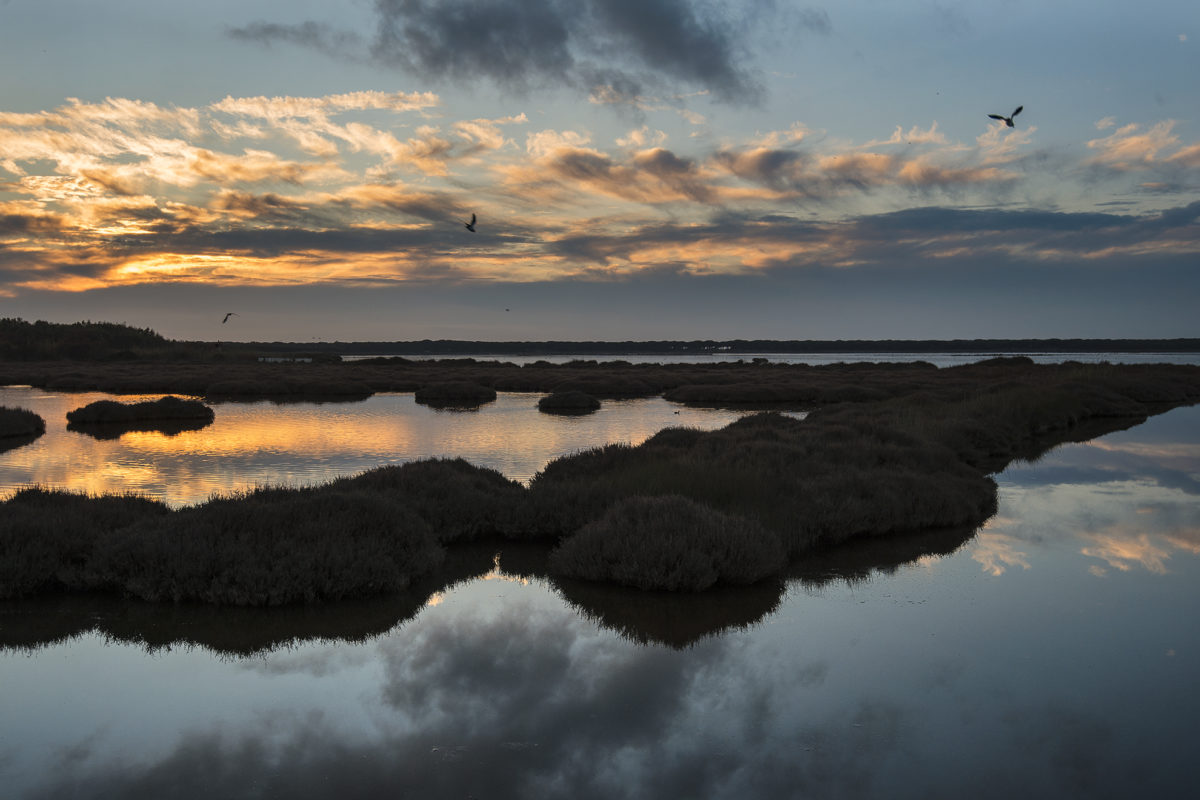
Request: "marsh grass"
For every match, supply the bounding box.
[537,390,601,414]
[63,396,215,439]
[527,412,997,557]
[3,359,1199,600]
[91,487,444,605]
[548,495,785,591]
[413,381,497,408]
[0,487,170,598]
[65,396,214,424]
[332,458,527,542]
[0,406,45,440]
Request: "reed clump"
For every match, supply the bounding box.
[0,406,45,438]
[0,488,171,598]
[527,412,997,557]
[332,458,527,542]
[537,390,601,414]
[413,381,497,408]
[66,395,214,424]
[548,494,785,591]
[91,487,444,605]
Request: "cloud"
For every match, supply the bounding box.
[226,20,365,60]
[1085,120,1180,170]
[231,1,815,105]
[210,90,439,119]
[862,122,949,148]
[616,126,669,149]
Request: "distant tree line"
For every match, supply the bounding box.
[2,318,1198,361]
[0,318,168,361]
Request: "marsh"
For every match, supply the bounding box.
[2,354,1199,797]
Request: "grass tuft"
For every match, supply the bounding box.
[549,494,785,591]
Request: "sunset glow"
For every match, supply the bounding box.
[2,1,1198,340]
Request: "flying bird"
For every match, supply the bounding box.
[987,106,1023,127]
[222,312,237,324]
[464,213,476,232]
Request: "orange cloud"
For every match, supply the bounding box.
[1085,121,1179,170]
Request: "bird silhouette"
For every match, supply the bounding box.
[222,312,237,324]
[464,213,476,232]
[987,106,1023,127]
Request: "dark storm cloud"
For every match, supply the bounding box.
[371,0,764,102]
[229,1,826,104]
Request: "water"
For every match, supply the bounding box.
[345,351,1200,367]
[1,386,1198,798]
[0,388,749,506]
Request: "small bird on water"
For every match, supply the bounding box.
[987,105,1023,127]
[222,312,237,324]
[464,213,476,232]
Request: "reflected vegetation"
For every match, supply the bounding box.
[67,418,214,440]
[0,522,990,655]
[786,523,980,589]
[0,432,41,454]
[0,404,45,453]
[0,545,498,657]
[497,542,785,649]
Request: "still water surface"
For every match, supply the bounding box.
[0,388,749,505]
[1,387,1198,798]
[348,351,1200,367]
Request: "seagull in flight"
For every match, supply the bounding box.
[464,213,476,233]
[987,106,1023,128]
[222,312,238,324]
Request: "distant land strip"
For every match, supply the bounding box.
[239,338,1200,356]
[2,320,1198,361]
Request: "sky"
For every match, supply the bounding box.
[1,0,1197,343]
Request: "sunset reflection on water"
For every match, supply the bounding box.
[972,407,1200,578]
[0,387,748,506]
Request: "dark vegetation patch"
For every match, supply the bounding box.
[413,381,498,409]
[0,405,45,438]
[0,544,499,656]
[3,360,1199,602]
[526,412,997,557]
[93,487,444,605]
[0,488,172,599]
[66,396,214,424]
[331,459,526,543]
[65,396,215,438]
[538,390,601,415]
[549,495,785,591]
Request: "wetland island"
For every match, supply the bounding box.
[3,320,1199,606]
